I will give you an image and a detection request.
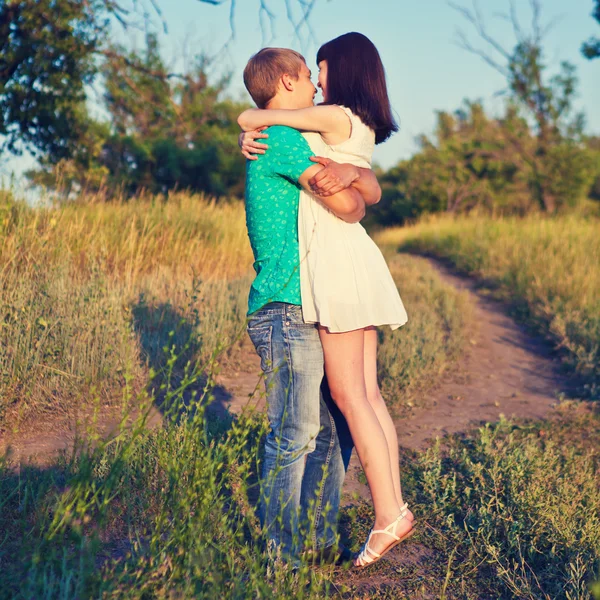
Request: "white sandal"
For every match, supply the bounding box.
[354,503,416,568]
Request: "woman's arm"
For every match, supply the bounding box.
[238,105,349,138]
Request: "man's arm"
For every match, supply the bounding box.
[267,127,366,223]
[298,164,366,224]
[308,157,381,205]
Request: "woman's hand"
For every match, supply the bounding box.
[308,156,360,196]
[238,127,269,161]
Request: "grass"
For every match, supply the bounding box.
[339,403,600,599]
[0,192,252,428]
[2,194,598,598]
[0,380,330,599]
[377,214,600,398]
[0,190,471,598]
[0,193,469,431]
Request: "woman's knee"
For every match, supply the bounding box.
[328,385,369,417]
[366,387,386,410]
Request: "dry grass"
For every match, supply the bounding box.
[378,214,600,397]
[0,192,253,427]
[0,192,470,429]
[0,189,475,599]
[3,193,597,598]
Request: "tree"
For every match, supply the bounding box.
[585,136,600,201]
[373,102,533,224]
[0,0,316,165]
[582,0,600,59]
[0,0,106,161]
[372,99,596,226]
[29,34,249,198]
[450,0,589,212]
[101,34,248,196]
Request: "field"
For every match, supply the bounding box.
[1,195,599,598]
[0,192,468,432]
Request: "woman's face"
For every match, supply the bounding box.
[317,60,328,102]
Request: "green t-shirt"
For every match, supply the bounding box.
[245,125,314,315]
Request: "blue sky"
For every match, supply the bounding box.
[3,0,599,182]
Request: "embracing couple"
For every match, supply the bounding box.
[238,32,415,569]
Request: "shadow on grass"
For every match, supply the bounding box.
[0,403,268,599]
[131,296,235,421]
[0,454,88,598]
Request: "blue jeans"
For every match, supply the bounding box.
[247,302,353,557]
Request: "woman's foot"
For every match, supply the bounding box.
[354,504,415,568]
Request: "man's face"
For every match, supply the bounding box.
[292,63,317,108]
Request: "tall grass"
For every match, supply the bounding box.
[0,193,470,429]
[2,192,598,598]
[378,214,600,397]
[0,192,252,280]
[0,193,252,427]
[0,189,476,597]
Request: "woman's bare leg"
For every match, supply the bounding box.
[318,326,411,557]
[363,327,414,522]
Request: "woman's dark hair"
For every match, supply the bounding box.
[317,32,398,144]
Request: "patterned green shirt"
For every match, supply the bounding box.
[245,125,314,315]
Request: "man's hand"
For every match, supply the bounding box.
[238,127,269,161]
[308,156,360,196]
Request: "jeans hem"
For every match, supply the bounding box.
[311,537,339,551]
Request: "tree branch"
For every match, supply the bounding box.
[100,48,188,81]
[449,1,512,62]
[197,0,318,46]
[530,0,541,45]
[453,29,509,77]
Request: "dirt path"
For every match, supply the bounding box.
[396,259,570,447]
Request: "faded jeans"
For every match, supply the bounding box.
[247,302,353,557]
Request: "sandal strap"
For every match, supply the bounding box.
[370,527,401,540]
[355,506,413,567]
[357,542,381,565]
[356,530,382,565]
[371,507,411,540]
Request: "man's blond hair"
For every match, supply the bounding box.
[243,48,306,109]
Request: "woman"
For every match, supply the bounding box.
[239,32,415,568]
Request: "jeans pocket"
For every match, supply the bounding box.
[247,325,273,372]
[286,305,315,328]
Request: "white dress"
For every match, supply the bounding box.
[299,106,408,333]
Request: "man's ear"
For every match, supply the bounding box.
[281,73,295,92]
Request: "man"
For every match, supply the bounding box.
[241,47,381,564]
